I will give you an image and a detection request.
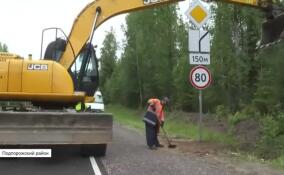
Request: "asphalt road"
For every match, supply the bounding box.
[102,124,243,175]
[0,147,96,175]
[0,123,283,175]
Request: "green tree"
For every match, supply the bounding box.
[172,15,199,111]
[253,42,284,114]
[99,29,118,103]
[116,5,182,108]
[0,42,8,52]
[208,4,261,112]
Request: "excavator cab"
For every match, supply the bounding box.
[42,28,99,98]
[70,44,99,97]
[259,13,284,47]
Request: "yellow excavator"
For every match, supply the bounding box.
[0,0,283,156]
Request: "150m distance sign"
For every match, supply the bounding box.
[189,65,211,90]
[189,30,210,65]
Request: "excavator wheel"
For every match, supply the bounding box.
[259,13,284,47]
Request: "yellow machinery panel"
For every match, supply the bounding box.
[0,57,84,103]
[52,62,73,94]
[0,60,8,92]
[8,59,23,92]
[22,61,53,93]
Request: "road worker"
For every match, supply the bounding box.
[144,97,169,150]
[143,104,159,150]
[75,102,85,112]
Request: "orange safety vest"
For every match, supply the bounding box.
[147,98,165,122]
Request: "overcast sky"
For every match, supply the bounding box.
[0,0,189,59]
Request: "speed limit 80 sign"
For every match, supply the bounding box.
[189,65,211,90]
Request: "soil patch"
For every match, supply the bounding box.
[233,119,261,150]
[160,137,228,156]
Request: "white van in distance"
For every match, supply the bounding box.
[85,90,105,112]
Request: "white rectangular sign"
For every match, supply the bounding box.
[189,30,210,65]
[189,30,210,53]
[190,53,210,65]
[0,149,52,158]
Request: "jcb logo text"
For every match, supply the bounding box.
[27,64,48,71]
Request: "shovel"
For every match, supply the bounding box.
[161,127,177,148]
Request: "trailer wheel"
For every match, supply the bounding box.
[80,144,107,157]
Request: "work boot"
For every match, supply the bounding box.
[156,144,164,148]
[148,146,157,150]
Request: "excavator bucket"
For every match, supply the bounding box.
[259,13,284,47]
[0,111,112,146]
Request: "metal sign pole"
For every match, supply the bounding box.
[189,66,210,141]
[199,89,203,141]
[186,1,211,143]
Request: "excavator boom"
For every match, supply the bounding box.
[59,0,284,70]
[60,0,183,69]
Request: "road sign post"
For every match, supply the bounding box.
[186,0,211,141]
[189,65,211,141]
[199,89,202,141]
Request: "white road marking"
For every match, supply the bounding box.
[89,156,102,175]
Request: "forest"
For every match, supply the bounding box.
[99,3,284,160]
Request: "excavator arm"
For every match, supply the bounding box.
[216,0,284,47]
[213,0,271,7]
[59,0,183,70]
[58,0,284,70]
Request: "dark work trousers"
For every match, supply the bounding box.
[145,123,159,147]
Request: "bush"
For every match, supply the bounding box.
[227,105,260,127]
[272,154,284,169]
[215,105,229,121]
[257,116,284,159]
[241,104,260,119]
[228,111,249,126]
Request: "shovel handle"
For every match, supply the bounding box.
[161,127,171,144]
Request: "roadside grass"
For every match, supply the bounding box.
[107,105,284,170]
[107,105,236,146]
[165,119,236,146]
[107,105,144,130]
[271,155,284,169]
[229,152,284,170]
